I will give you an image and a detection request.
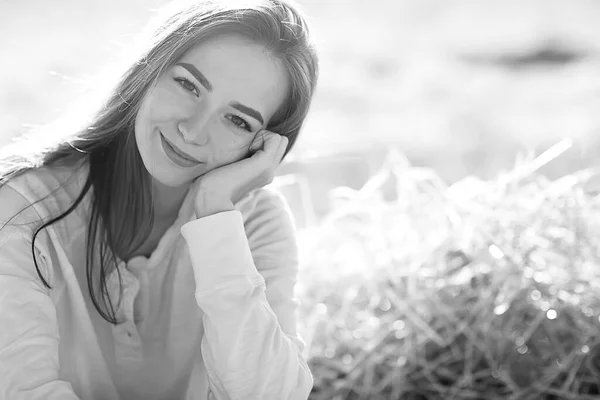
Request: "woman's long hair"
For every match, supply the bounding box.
[0,0,318,324]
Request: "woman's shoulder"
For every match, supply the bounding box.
[237,186,294,224]
[236,186,298,246]
[0,158,90,222]
[0,180,38,227]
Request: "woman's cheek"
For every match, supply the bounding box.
[149,86,183,121]
[208,144,248,170]
[221,136,251,159]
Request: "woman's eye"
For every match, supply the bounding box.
[174,77,199,97]
[227,115,252,132]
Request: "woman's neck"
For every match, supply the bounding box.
[151,178,190,220]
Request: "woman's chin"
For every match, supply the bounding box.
[144,163,194,188]
[159,178,192,189]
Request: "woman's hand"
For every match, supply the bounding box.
[192,130,289,218]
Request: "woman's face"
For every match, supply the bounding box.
[135,34,289,188]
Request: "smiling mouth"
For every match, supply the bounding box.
[160,133,200,164]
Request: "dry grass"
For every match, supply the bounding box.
[297,140,600,399]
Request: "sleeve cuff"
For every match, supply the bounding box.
[180,211,265,296]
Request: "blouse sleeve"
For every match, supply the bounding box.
[0,185,81,399]
[180,188,313,400]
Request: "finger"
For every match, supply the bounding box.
[261,131,283,154]
[275,135,288,163]
[249,130,266,152]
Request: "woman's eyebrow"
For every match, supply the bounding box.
[175,62,213,92]
[229,101,264,125]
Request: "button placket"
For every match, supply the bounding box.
[108,262,144,364]
[129,258,152,327]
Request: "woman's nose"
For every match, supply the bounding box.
[178,112,211,145]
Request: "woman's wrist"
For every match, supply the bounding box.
[194,188,235,218]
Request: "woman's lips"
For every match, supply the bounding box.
[159,133,200,168]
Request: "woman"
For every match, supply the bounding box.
[0,0,318,399]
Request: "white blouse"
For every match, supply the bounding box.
[0,160,312,399]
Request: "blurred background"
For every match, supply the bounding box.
[3,1,600,398]
[1,0,599,228]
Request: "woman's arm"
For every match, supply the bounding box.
[181,188,313,400]
[0,185,81,400]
